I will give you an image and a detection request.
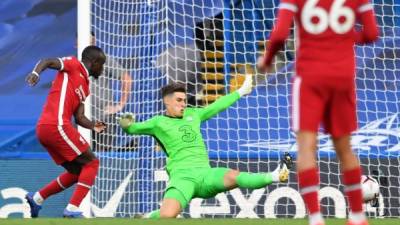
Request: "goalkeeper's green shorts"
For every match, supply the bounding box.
[164,167,230,209]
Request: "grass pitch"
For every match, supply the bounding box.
[0,218,398,225]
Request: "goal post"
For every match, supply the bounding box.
[77,0,92,217]
[85,0,400,218]
[77,0,92,147]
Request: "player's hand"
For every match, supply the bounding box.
[257,55,269,74]
[104,104,123,115]
[236,74,253,97]
[93,121,106,133]
[25,72,40,86]
[117,112,135,129]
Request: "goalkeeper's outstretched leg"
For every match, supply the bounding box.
[145,153,293,219]
[224,152,292,190]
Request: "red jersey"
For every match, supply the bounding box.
[265,0,378,78]
[38,56,90,126]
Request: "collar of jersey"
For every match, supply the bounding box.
[79,61,90,81]
[164,114,183,119]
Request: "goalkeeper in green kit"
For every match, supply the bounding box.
[118,74,293,218]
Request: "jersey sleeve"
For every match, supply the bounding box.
[355,0,379,44]
[279,0,298,13]
[263,1,296,66]
[59,56,80,72]
[194,91,240,121]
[123,116,157,135]
[357,0,374,15]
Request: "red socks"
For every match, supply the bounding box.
[69,159,99,207]
[298,167,320,215]
[298,166,364,224]
[37,159,100,209]
[39,172,79,199]
[342,167,363,213]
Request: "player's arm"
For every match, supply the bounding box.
[105,61,133,115]
[74,103,106,133]
[25,58,63,86]
[258,2,295,72]
[354,0,379,44]
[118,113,155,135]
[197,74,253,121]
[119,72,132,110]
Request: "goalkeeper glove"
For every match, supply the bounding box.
[117,112,135,129]
[237,74,253,97]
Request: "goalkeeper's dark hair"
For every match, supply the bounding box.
[161,83,186,98]
[81,45,105,62]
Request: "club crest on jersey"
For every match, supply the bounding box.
[179,125,196,142]
[186,116,193,121]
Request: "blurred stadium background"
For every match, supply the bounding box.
[0,0,399,222]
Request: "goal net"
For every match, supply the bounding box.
[88,0,400,218]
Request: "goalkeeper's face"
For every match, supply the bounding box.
[164,92,187,117]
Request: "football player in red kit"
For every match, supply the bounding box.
[25,46,106,218]
[258,1,379,225]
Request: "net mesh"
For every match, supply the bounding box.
[89,0,400,218]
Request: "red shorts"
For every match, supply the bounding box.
[36,124,90,164]
[291,76,357,137]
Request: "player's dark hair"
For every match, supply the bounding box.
[81,45,105,62]
[161,83,186,98]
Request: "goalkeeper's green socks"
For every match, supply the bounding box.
[147,209,160,219]
[236,163,288,188]
[235,172,274,189]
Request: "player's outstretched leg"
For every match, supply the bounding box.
[63,150,99,218]
[334,136,367,225]
[225,152,292,190]
[25,165,80,218]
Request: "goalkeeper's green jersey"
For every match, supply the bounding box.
[123,91,240,173]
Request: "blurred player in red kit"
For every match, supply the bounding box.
[258,1,379,225]
[24,46,107,218]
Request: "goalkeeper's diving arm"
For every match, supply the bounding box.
[118,74,253,132]
[118,113,155,135]
[197,74,253,121]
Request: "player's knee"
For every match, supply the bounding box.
[159,194,183,218]
[224,170,240,188]
[74,149,98,166]
[82,158,100,174]
[159,209,179,218]
[296,131,318,150]
[90,158,100,170]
